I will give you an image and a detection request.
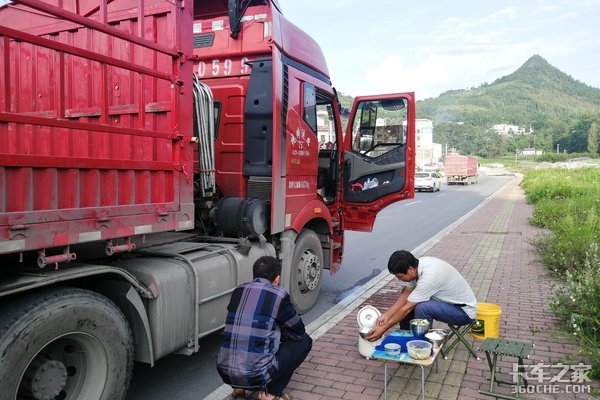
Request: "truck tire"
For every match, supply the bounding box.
[289,230,323,314]
[0,287,133,400]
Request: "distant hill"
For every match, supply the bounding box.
[334,56,600,155]
[417,55,600,128]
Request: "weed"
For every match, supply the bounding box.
[523,168,600,378]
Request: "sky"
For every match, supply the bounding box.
[277,0,600,100]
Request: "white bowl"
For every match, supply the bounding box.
[384,343,401,356]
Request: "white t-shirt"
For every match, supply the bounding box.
[406,256,477,319]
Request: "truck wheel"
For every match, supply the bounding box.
[0,287,133,400]
[289,230,323,314]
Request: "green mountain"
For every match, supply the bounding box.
[337,92,355,111]
[335,56,600,155]
[417,55,600,128]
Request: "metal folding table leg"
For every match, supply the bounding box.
[419,365,425,400]
[384,361,388,400]
[383,362,426,400]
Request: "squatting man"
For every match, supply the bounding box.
[217,256,312,400]
[366,250,477,341]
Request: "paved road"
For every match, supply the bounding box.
[127,170,514,400]
[301,170,514,324]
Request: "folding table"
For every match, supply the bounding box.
[371,331,442,400]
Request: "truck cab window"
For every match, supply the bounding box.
[303,82,338,203]
[303,83,317,133]
[351,98,407,158]
[314,92,338,203]
[317,103,336,149]
[212,102,222,139]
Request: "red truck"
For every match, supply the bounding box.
[0,0,415,398]
[445,154,478,185]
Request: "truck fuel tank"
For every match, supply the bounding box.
[212,197,269,239]
[114,240,275,361]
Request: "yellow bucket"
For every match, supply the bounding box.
[471,303,502,339]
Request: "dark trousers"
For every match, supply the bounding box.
[267,333,312,396]
[399,300,473,329]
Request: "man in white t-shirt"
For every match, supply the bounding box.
[366,250,477,341]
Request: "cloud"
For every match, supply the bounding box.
[534,5,558,14]
[278,0,600,97]
[341,42,566,100]
[439,7,518,34]
[354,54,487,99]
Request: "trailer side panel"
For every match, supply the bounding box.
[0,0,194,255]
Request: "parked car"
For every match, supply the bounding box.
[415,171,442,192]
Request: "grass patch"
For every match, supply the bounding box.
[522,168,600,378]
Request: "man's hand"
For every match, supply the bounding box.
[365,324,387,342]
[375,314,390,327]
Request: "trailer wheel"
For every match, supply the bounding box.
[0,287,133,400]
[289,230,323,314]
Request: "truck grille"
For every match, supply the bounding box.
[194,33,214,48]
[248,177,272,201]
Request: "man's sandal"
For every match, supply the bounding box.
[231,388,249,399]
[256,392,293,400]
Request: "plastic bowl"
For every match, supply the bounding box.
[384,343,401,356]
[407,340,432,360]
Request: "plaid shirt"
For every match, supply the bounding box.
[216,278,306,388]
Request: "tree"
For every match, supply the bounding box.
[588,122,598,155]
[568,118,594,153]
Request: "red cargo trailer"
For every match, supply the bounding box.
[445,154,478,185]
[0,0,195,260]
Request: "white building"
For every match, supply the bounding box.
[521,148,543,156]
[317,110,335,145]
[493,124,532,135]
[415,119,442,169]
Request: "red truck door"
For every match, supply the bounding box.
[341,93,416,232]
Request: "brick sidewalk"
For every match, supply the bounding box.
[287,176,598,400]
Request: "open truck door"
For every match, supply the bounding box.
[341,93,415,231]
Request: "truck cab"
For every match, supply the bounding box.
[194,0,415,311]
